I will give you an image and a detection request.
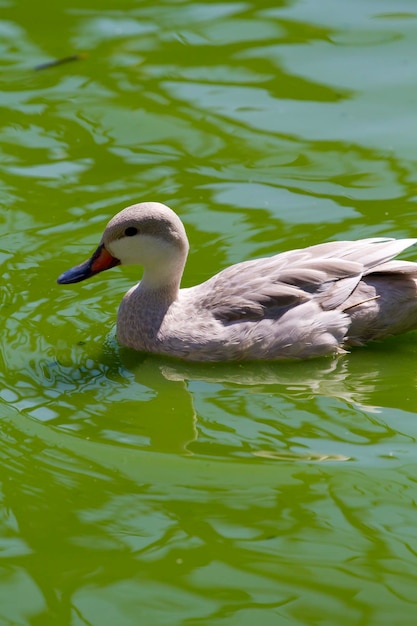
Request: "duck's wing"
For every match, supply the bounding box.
[196,238,417,323]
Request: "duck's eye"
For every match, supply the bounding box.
[125,226,138,237]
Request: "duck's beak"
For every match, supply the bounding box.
[57,243,120,284]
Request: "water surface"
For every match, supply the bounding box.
[1,0,417,623]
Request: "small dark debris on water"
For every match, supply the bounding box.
[34,53,88,71]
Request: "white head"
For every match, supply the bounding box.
[57,202,190,292]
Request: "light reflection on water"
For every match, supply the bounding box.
[2,0,417,623]
[2,403,417,624]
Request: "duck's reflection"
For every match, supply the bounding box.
[121,337,417,416]
[115,338,417,462]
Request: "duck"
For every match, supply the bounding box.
[57,201,417,361]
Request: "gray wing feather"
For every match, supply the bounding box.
[196,237,417,323]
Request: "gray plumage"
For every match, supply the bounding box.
[57,202,417,361]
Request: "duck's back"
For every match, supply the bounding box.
[195,236,417,316]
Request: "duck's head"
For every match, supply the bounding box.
[57,202,189,289]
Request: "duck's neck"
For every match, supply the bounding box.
[116,242,188,351]
[137,276,180,306]
[139,259,184,299]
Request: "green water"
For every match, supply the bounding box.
[2,0,417,623]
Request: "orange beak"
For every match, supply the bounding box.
[57,243,120,284]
